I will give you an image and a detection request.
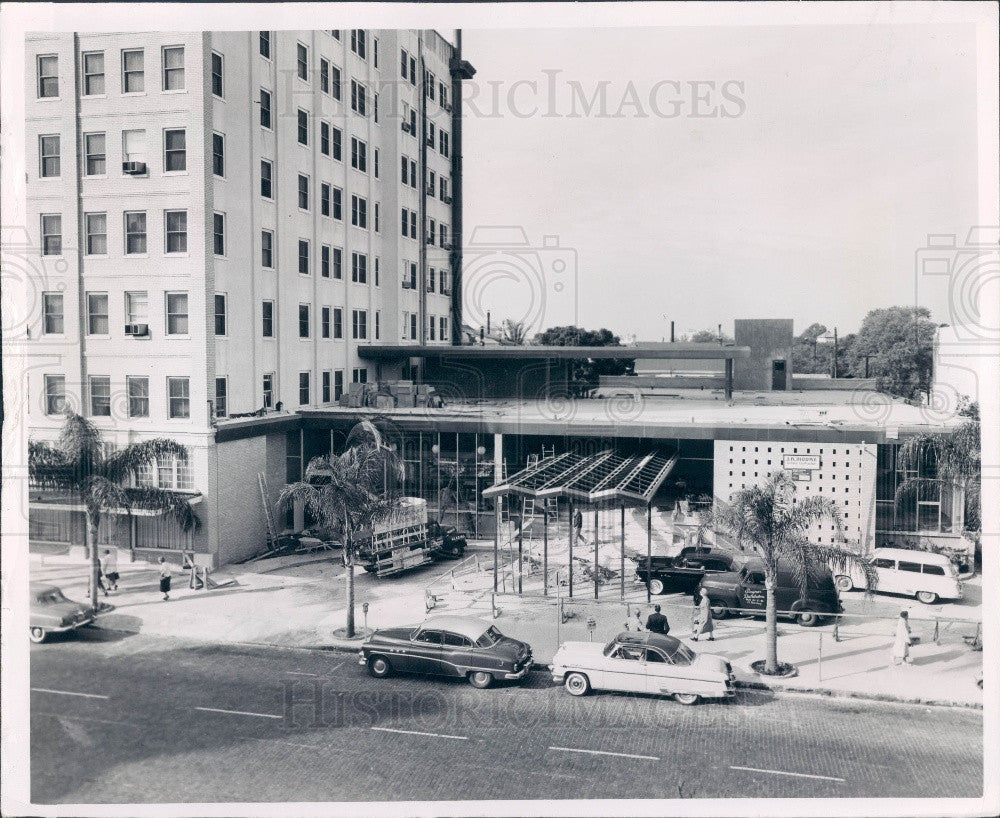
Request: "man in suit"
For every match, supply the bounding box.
[645,604,669,634]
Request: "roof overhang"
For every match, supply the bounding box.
[29,493,203,515]
[357,344,751,361]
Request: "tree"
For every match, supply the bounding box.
[534,325,635,385]
[895,402,981,534]
[28,412,198,609]
[690,329,734,344]
[850,306,936,398]
[278,420,403,638]
[711,471,876,674]
[499,318,529,345]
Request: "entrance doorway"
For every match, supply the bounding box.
[772,359,787,390]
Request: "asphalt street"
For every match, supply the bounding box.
[29,628,983,804]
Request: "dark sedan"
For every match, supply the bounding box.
[359,615,533,688]
[30,583,96,643]
[635,547,737,596]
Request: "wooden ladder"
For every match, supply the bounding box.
[258,473,276,549]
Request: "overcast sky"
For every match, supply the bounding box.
[459,24,980,341]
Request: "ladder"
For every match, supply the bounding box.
[258,473,276,548]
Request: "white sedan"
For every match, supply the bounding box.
[551,632,736,705]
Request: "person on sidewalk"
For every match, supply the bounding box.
[572,508,588,545]
[158,557,172,601]
[101,548,119,592]
[892,609,913,665]
[645,604,669,634]
[691,591,714,642]
[95,565,109,597]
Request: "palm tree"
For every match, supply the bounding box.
[28,412,199,609]
[499,318,529,345]
[712,471,877,675]
[895,414,981,535]
[278,420,403,638]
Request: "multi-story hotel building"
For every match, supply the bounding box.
[25,29,475,563]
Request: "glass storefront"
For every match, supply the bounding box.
[876,444,957,534]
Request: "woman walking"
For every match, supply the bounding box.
[691,591,714,642]
[158,557,172,601]
[892,610,913,665]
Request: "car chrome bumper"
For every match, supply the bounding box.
[504,660,533,680]
[41,615,95,633]
[357,652,367,666]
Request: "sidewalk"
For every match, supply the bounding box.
[29,550,984,708]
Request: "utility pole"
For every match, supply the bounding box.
[832,327,838,379]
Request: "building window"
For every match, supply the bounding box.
[427,218,436,246]
[122,49,144,92]
[320,58,330,94]
[260,88,272,128]
[37,54,58,98]
[375,311,381,340]
[41,214,61,256]
[298,174,310,210]
[162,128,186,172]
[440,177,449,201]
[321,306,331,338]
[82,51,105,95]
[164,210,187,253]
[211,51,224,97]
[87,292,109,335]
[322,371,332,403]
[351,29,367,58]
[296,43,308,81]
[212,132,225,176]
[351,195,367,228]
[162,46,185,91]
[44,375,66,415]
[332,186,343,220]
[374,202,380,234]
[321,244,331,278]
[373,147,380,179]
[373,36,379,69]
[320,182,331,217]
[125,291,148,325]
[262,301,274,337]
[214,293,227,335]
[297,109,309,145]
[90,376,111,417]
[39,135,60,177]
[298,304,310,338]
[350,137,367,172]
[213,213,225,256]
[333,307,344,339]
[122,128,146,166]
[410,313,418,340]
[320,121,330,156]
[440,316,448,341]
[298,240,310,275]
[374,257,380,286]
[165,292,188,335]
[215,378,228,418]
[260,159,273,198]
[167,377,190,418]
[427,121,436,150]
[428,267,436,292]
[352,309,367,340]
[259,31,271,59]
[428,315,436,341]
[440,224,449,248]
[84,133,106,175]
[332,125,343,160]
[298,372,311,406]
[334,370,344,400]
[127,376,149,418]
[352,367,368,384]
[351,252,367,284]
[350,79,366,115]
[262,373,274,408]
[42,293,63,335]
[124,211,146,254]
[440,130,450,157]
[261,229,273,267]
[332,247,343,280]
[80,212,107,257]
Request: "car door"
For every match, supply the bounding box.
[601,645,647,693]
[440,630,475,677]
[873,557,899,594]
[644,646,700,697]
[409,629,445,675]
[896,560,922,596]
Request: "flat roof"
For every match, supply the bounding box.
[356,343,751,361]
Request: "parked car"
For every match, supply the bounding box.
[835,547,963,605]
[697,556,842,627]
[30,583,96,643]
[551,631,735,705]
[359,615,533,688]
[634,547,737,596]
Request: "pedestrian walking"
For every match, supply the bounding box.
[95,565,109,597]
[645,604,670,634]
[572,508,588,545]
[691,591,714,641]
[158,557,172,601]
[101,548,119,591]
[891,609,913,665]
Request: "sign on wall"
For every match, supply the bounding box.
[782,455,821,470]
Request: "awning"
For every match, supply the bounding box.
[482,449,678,506]
[29,493,204,516]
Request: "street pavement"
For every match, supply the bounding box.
[30,630,984,804]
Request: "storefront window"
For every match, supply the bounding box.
[876,444,957,534]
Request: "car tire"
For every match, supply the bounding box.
[835,575,853,592]
[673,692,700,706]
[367,655,392,678]
[565,672,590,696]
[709,599,729,619]
[29,627,47,644]
[649,579,665,596]
[916,590,938,605]
[797,610,820,627]
[468,671,494,689]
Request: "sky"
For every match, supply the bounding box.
[459,24,981,342]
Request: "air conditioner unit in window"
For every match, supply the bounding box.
[426,136,434,147]
[122,161,147,175]
[401,121,411,133]
[125,323,149,337]
[443,102,453,113]
[402,279,412,289]
[442,195,453,204]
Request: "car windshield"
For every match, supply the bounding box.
[603,640,618,657]
[35,589,68,605]
[662,639,696,666]
[475,626,503,648]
